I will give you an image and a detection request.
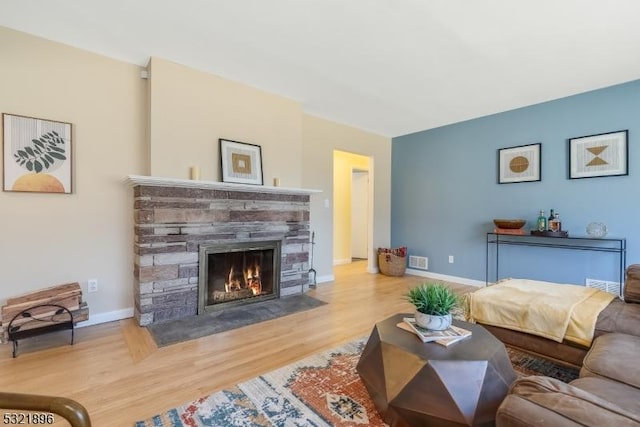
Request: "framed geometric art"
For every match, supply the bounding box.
[219,138,263,185]
[569,130,628,179]
[3,113,72,193]
[498,143,541,184]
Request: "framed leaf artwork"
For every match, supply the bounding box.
[3,113,72,193]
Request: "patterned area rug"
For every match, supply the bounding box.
[135,338,579,427]
[506,346,579,383]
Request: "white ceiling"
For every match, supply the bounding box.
[2,0,640,137]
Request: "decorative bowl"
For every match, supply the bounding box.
[586,222,607,238]
[493,219,526,229]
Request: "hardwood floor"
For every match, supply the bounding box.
[0,262,475,426]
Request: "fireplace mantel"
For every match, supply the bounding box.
[126,175,321,196]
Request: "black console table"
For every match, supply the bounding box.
[486,232,626,293]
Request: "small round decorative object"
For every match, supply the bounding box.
[493,219,526,229]
[586,222,608,238]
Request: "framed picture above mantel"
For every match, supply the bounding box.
[569,130,628,179]
[219,138,263,185]
[497,143,541,184]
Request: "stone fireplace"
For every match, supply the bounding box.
[128,175,319,326]
[198,240,281,313]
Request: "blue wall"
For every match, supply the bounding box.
[391,79,640,286]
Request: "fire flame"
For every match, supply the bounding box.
[246,264,261,295]
[224,263,262,295]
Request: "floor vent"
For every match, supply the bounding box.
[408,255,428,270]
[586,278,620,297]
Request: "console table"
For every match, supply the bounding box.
[486,232,626,293]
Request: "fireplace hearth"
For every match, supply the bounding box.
[199,240,281,313]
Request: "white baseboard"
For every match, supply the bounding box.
[405,269,485,288]
[333,258,351,266]
[76,307,134,328]
[316,274,335,284]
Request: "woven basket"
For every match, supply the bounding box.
[378,253,407,276]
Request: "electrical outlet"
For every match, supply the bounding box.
[88,279,98,293]
[448,255,454,264]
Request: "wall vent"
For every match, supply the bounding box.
[585,278,620,297]
[409,255,428,270]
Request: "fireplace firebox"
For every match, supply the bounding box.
[198,240,281,313]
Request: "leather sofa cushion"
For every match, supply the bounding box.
[497,394,586,427]
[625,264,640,303]
[595,299,640,337]
[497,376,640,426]
[571,377,640,415]
[581,333,640,389]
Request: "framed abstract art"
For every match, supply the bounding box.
[219,138,263,185]
[569,130,628,179]
[498,143,541,184]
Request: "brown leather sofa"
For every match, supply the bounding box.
[496,332,640,426]
[495,265,640,426]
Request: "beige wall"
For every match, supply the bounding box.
[302,115,391,280]
[1,26,391,321]
[148,58,303,186]
[0,27,146,319]
[333,150,370,264]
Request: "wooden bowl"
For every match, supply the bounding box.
[493,219,526,229]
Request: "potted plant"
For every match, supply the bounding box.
[405,283,459,330]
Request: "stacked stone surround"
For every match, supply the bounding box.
[128,176,319,326]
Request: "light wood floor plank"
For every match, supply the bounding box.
[0,262,475,426]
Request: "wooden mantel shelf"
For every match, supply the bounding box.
[125,175,322,196]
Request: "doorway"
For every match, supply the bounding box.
[351,170,368,260]
[332,150,374,272]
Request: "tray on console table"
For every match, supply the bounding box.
[531,230,569,237]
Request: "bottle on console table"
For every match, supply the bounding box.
[536,210,547,232]
[548,211,557,232]
[547,209,555,230]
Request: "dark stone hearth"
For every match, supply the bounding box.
[132,183,311,326]
[146,294,325,347]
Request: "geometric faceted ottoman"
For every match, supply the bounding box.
[356,314,517,427]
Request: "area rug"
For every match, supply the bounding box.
[135,338,579,427]
[147,294,327,347]
[506,346,579,383]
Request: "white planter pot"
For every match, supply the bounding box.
[414,311,452,331]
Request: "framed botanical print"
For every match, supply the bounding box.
[3,113,72,193]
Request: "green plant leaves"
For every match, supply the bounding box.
[405,283,459,316]
[49,152,66,160]
[11,131,67,172]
